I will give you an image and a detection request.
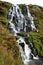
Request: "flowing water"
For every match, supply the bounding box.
[17,37,31,65]
[27,6,36,30]
[8,5,39,65]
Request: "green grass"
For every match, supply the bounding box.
[28,5,43,32]
[29,32,43,57]
[0,17,8,28]
[19,4,27,15]
[0,1,12,28]
[0,26,23,65]
[28,5,43,57]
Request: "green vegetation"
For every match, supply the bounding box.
[0,1,12,28]
[29,32,43,57]
[19,4,27,15]
[28,5,43,57]
[28,5,43,32]
[0,1,23,65]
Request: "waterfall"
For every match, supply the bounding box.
[27,6,36,30]
[17,37,31,65]
[15,5,27,32]
[8,5,39,65]
[27,6,39,60]
[8,5,18,36]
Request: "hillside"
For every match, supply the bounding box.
[0,1,43,65]
[0,1,23,65]
[29,5,43,57]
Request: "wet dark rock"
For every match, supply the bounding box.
[19,43,24,48]
[33,60,43,65]
[17,9,20,14]
[8,15,12,20]
[30,53,33,59]
[13,16,15,21]
[11,6,13,10]
[29,61,36,65]
[26,25,32,32]
[19,42,25,51]
[28,60,43,65]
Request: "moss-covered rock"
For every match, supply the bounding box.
[19,4,27,15]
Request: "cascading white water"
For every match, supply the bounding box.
[30,42,39,60]
[27,6,39,60]
[8,5,18,36]
[16,5,27,32]
[17,37,31,65]
[8,5,39,65]
[27,6,36,30]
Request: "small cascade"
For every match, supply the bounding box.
[16,5,28,32]
[8,5,27,32]
[17,37,31,65]
[16,5,24,31]
[27,6,36,30]
[30,42,39,60]
[8,5,39,65]
[8,22,18,36]
[8,5,18,35]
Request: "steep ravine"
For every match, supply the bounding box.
[8,4,43,65]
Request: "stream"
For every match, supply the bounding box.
[8,4,43,65]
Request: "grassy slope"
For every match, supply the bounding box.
[28,5,43,32]
[28,5,43,57]
[0,1,23,65]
